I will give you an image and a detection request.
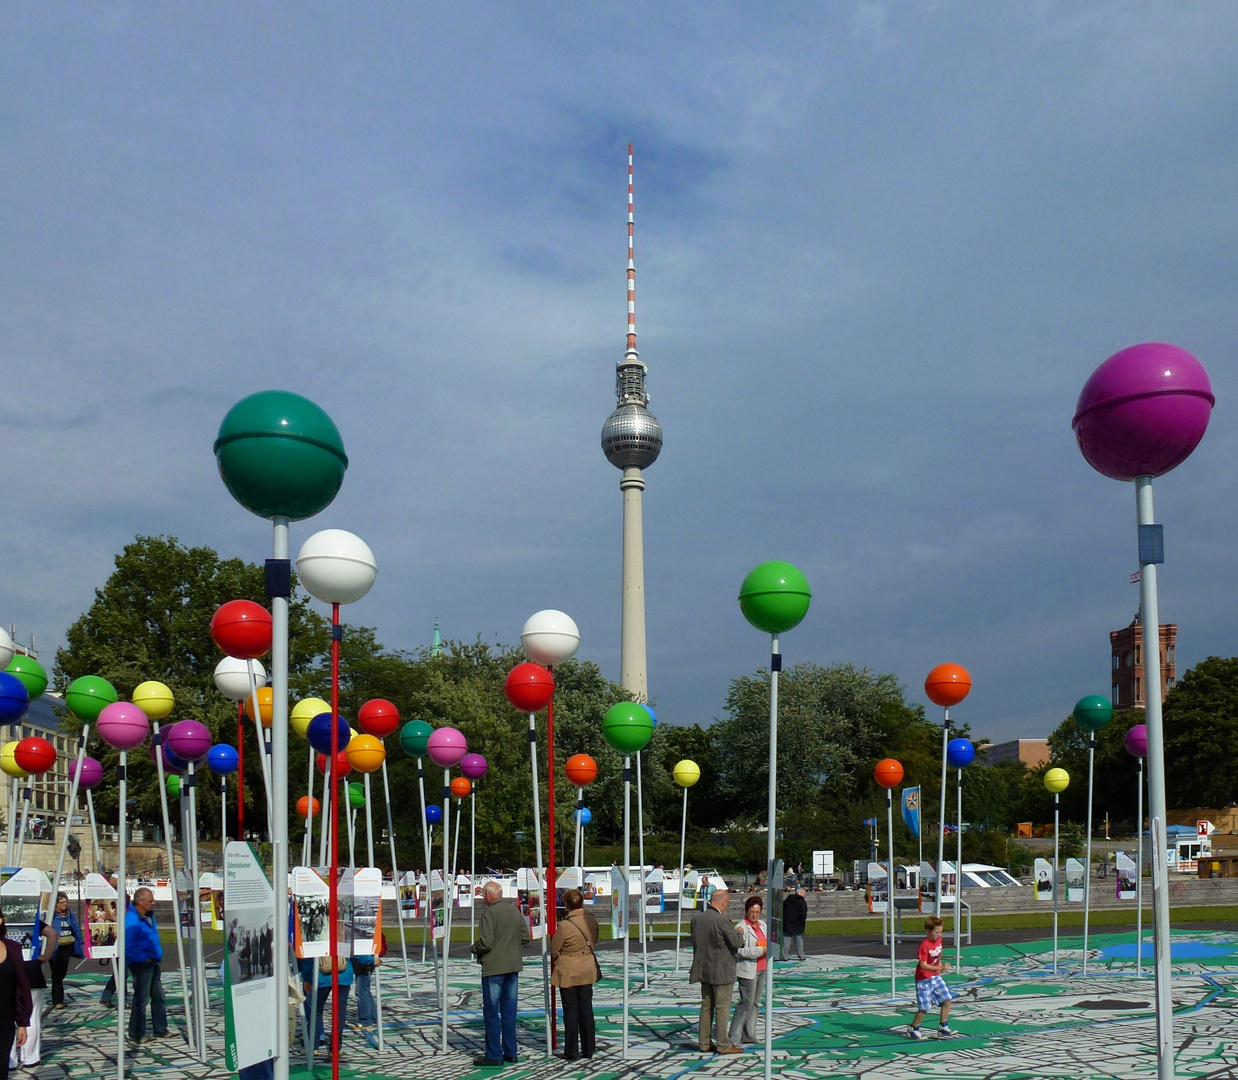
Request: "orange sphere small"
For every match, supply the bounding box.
[451,776,472,799]
[245,686,275,727]
[924,663,972,708]
[564,753,598,787]
[874,758,904,789]
[296,796,320,818]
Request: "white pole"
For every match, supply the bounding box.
[303,744,315,867]
[187,763,209,1056]
[86,790,101,872]
[270,515,292,1080]
[887,787,896,1000]
[763,632,780,1080]
[1137,757,1144,977]
[379,761,412,998]
[47,724,89,921]
[935,710,950,917]
[14,786,31,866]
[246,660,275,841]
[526,712,552,1055]
[470,791,477,946]
[220,776,227,847]
[318,760,330,869]
[636,751,648,990]
[955,768,963,970]
[416,757,437,980]
[440,769,451,1054]
[621,754,631,1057]
[364,774,375,869]
[1053,794,1060,974]
[116,750,128,1080]
[675,785,688,973]
[1083,730,1096,977]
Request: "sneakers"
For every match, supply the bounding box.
[908,1026,924,1040]
[937,1024,955,1038]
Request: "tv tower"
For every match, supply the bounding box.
[601,144,663,702]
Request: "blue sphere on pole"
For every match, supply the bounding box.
[425,804,443,825]
[307,712,351,756]
[207,744,240,775]
[641,704,657,727]
[575,807,592,825]
[946,738,975,769]
[0,674,29,724]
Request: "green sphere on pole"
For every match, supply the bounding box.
[400,720,434,758]
[347,781,365,809]
[6,656,48,701]
[213,391,348,521]
[1073,694,1114,732]
[738,561,811,634]
[602,702,654,755]
[65,675,119,722]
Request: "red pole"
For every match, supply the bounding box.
[236,702,245,840]
[546,683,558,1049]
[329,603,341,1080]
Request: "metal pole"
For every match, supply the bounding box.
[1137,757,1144,977]
[1136,476,1174,1080]
[1053,794,1060,975]
[380,761,412,998]
[954,768,962,971]
[46,725,89,923]
[935,709,950,917]
[271,515,292,1080]
[526,711,552,1054]
[887,787,896,1000]
[15,787,31,866]
[221,776,227,846]
[86,790,101,873]
[5,775,18,865]
[1083,731,1096,977]
[416,757,435,976]
[236,701,245,841]
[441,769,451,1054]
[303,743,315,867]
[116,749,127,1080]
[365,774,375,869]
[763,632,780,1080]
[675,784,687,973]
[470,790,477,946]
[545,684,559,1050]
[247,660,274,841]
[636,750,648,990]
[318,758,330,870]
[328,601,342,1080]
[621,754,631,1057]
[186,762,209,1055]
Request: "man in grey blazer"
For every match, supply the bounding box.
[688,888,744,1054]
[471,881,532,1067]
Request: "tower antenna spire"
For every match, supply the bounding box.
[627,142,637,361]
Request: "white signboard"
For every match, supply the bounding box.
[223,842,277,1074]
[81,872,119,959]
[0,868,51,960]
[867,862,888,913]
[1066,858,1085,903]
[1116,852,1137,900]
[812,850,834,876]
[610,865,626,938]
[680,869,699,911]
[939,861,957,902]
[644,867,664,914]
[352,868,382,957]
[292,867,330,958]
[918,860,937,909]
[1034,858,1054,902]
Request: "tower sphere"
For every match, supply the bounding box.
[601,404,663,470]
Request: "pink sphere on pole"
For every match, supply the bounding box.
[1125,723,1148,759]
[167,720,213,763]
[426,726,468,768]
[460,753,488,781]
[1072,343,1214,481]
[71,756,105,790]
[96,701,151,751]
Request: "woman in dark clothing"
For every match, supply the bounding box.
[48,893,83,1007]
[549,889,600,1061]
[0,911,33,1080]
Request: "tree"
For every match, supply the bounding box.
[1164,656,1238,810]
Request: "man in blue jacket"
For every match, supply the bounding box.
[125,888,167,1042]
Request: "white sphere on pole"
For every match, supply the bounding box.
[520,610,580,667]
[295,529,377,605]
[214,656,266,702]
[0,628,13,672]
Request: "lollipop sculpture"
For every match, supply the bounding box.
[426,726,468,1055]
[291,695,330,865]
[1072,694,1113,976]
[459,753,488,945]
[946,738,974,968]
[214,655,268,841]
[874,758,905,997]
[564,754,598,887]
[924,663,971,918]
[1044,767,1071,973]
[670,758,699,971]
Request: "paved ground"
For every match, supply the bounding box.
[29,926,1238,1079]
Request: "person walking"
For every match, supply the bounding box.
[351,930,385,1032]
[0,911,31,1080]
[470,881,530,1068]
[688,887,743,1055]
[727,896,768,1047]
[549,888,600,1061]
[299,952,353,1055]
[48,893,83,1008]
[782,886,808,961]
[12,915,56,1067]
[125,887,167,1043]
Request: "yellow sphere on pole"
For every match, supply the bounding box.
[0,741,28,779]
[1044,767,1070,794]
[290,697,330,738]
[346,733,386,774]
[245,686,275,727]
[132,681,175,721]
[672,759,701,788]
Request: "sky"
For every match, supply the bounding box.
[3,3,1237,742]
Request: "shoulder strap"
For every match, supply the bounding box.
[568,916,596,956]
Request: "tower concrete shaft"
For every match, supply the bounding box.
[620,467,648,701]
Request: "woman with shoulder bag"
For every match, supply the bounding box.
[48,893,83,1009]
[299,951,353,1055]
[549,888,600,1061]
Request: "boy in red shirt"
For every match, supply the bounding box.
[909,916,954,1039]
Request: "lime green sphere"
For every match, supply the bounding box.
[166,775,181,798]
[348,781,365,809]
[65,675,119,722]
[1044,767,1070,794]
[602,702,654,755]
[214,391,348,521]
[738,561,811,635]
[1073,694,1114,732]
[6,656,48,700]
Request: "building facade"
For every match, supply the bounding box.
[1110,616,1177,710]
[985,739,1050,769]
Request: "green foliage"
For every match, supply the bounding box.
[1164,656,1238,810]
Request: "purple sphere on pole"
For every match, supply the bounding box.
[96,702,150,751]
[1072,343,1214,481]
[167,720,212,763]
[460,753,488,781]
[1125,723,1148,759]
[71,756,104,790]
[426,726,468,768]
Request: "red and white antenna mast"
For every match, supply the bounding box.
[626,142,638,362]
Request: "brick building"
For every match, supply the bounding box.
[1110,615,1177,710]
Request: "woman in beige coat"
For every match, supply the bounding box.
[550,888,600,1060]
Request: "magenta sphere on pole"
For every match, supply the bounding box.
[1125,723,1149,759]
[166,720,213,763]
[426,726,468,768]
[1072,343,1214,481]
[460,753,488,781]
[71,756,104,790]
[96,701,151,751]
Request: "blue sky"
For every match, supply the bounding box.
[3,4,1237,741]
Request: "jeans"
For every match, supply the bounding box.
[128,961,167,1040]
[698,981,735,1051]
[304,983,350,1050]
[786,932,806,959]
[481,972,519,1061]
[559,984,595,1058]
[354,971,375,1026]
[728,972,764,1045]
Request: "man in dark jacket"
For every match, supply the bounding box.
[470,882,531,1067]
[782,887,808,960]
[125,888,167,1042]
[688,888,743,1054]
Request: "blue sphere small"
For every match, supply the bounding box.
[207,743,240,776]
[425,804,443,825]
[0,673,29,724]
[575,807,592,825]
[307,711,350,756]
[946,737,975,769]
[641,704,657,727]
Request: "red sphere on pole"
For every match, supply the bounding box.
[210,600,273,660]
[14,737,56,775]
[357,698,400,739]
[316,750,352,777]
[504,662,555,713]
[564,753,598,787]
[873,758,904,789]
[924,663,972,708]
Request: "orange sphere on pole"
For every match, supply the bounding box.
[924,663,972,708]
[564,753,598,787]
[345,734,386,774]
[450,776,472,799]
[296,795,320,818]
[245,686,275,727]
[874,758,904,789]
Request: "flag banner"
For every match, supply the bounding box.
[1034,858,1054,902]
[867,862,888,913]
[902,787,921,838]
[1066,858,1085,903]
[1116,852,1137,900]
